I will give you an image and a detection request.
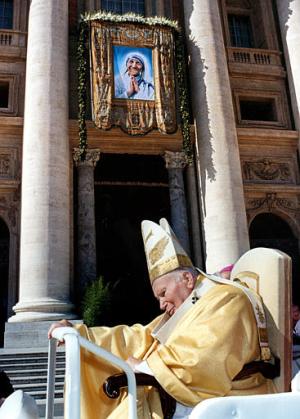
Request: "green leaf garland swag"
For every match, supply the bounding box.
[77,12,193,163]
[77,20,88,160]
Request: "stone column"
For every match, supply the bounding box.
[164,151,190,255]
[9,0,75,322]
[276,0,300,131]
[186,163,204,269]
[183,0,249,272]
[73,149,100,294]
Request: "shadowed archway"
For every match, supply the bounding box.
[249,213,300,304]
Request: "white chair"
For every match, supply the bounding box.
[189,247,295,419]
[189,387,300,419]
[0,390,40,419]
[230,247,292,392]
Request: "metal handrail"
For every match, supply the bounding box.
[46,327,137,419]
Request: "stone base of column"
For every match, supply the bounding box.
[8,298,77,323]
[4,319,82,349]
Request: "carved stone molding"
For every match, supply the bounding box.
[0,148,20,180]
[242,158,293,183]
[73,148,101,168]
[164,151,187,170]
[0,154,10,177]
[246,192,300,223]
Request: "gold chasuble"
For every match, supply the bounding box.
[74,282,274,419]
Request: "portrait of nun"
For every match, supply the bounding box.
[114,46,155,100]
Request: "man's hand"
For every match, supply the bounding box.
[47,319,73,344]
[127,76,139,97]
[126,356,142,372]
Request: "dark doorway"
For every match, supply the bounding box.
[94,154,170,326]
[249,213,300,305]
[0,218,9,347]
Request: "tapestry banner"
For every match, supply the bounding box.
[90,21,177,135]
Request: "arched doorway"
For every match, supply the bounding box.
[249,213,300,304]
[94,153,170,326]
[0,217,9,347]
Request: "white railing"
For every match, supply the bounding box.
[46,327,138,419]
[46,327,300,419]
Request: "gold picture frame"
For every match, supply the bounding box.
[90,20,177,135]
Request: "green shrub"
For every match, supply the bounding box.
[82,277,112,327]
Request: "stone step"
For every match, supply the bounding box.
[11,375,64,385]
[5,367,65,376]
[1,358,65,364]
[0,360,65,370]
[37,398,64,418]
[26,389,64,400]
[0,351,65,358]
[1,367,65,398]
[14,383,64,394]
[0,349,66,417]
[0,346,67,419]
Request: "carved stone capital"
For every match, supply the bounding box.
[164,151,187,170]
[73,148,101,168]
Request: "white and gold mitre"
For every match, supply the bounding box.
[141,218,193,284]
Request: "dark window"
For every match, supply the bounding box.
[0,82,9,108]
[240,99,276,121]
[228,14,253,48]
[0,0,13,29]
[101,0,145,15]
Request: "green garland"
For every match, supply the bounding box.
[82,11,179,30]
[77,12,192,163]
[175,32,193,164]
[77,20,88,160]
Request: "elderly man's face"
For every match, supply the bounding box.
[152,270,195,316]
[127,58,143,77]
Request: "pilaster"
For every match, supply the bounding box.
[73,148,100,293]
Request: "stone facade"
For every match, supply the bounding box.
[0,0,299,347]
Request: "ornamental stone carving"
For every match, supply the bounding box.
[242,159,292,183]
[246,193,300,223]
[0,148,20,180]
[73,148,101,167]
[0,155,10,177]
[164,151,188,169]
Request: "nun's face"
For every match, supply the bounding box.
[127,58,143,77]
